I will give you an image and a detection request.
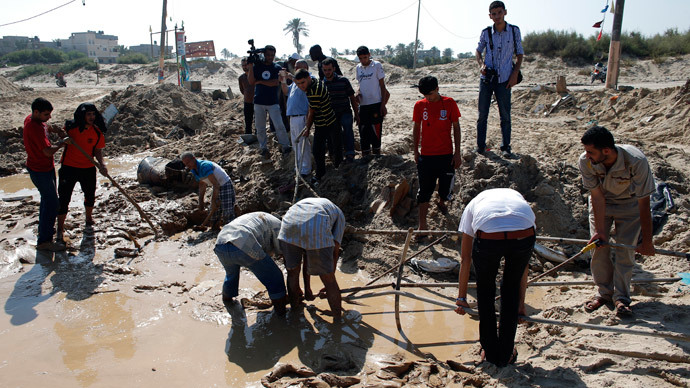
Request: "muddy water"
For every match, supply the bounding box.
[0,235,546,388]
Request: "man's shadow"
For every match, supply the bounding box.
[3,249,56,325]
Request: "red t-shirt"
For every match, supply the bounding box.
[412,96,461,156]
[62,125,105,168]
[23,114,54,172]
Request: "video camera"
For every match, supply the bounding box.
[482,68,498,84]
[247,39,265,64]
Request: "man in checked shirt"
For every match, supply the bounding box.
[278,197,345,319]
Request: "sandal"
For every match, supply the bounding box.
[436,201,449,215]
[508,348,518,365]
[615,300,633,317]
[584,296,608,312]
[474,348,486,366]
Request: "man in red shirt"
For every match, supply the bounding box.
[23,98,68,251]
[412,76,462,238]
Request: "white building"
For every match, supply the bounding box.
[64,31,118,64]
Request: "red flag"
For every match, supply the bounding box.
[592,21,602,28]
[597,29,603,41]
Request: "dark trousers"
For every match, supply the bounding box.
[27,167,58,244]
[358,103,382,154]
[472,234,534,366]
[313,122,343,179]
[58,165,97,215]
[243,102,254,135]
[476,79,512,153]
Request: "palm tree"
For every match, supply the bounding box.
[221,48,230,60]
[385,45,393,56]
[330,47,338,57]
[283,18,309,55]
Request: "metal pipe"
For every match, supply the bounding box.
[393,278,681,289]
[346,290,690,342]
[394,228,415,333]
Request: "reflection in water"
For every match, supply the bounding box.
[225,303,374,375]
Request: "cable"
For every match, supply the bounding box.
[0,0,78,28]
[272,0,418,23]
[421,3,476,40]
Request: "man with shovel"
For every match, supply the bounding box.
[579,126,655,316]
[181,152,236,230]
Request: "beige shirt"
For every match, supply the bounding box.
[579,144,655,204]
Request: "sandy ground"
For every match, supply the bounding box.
[1,55,689,387]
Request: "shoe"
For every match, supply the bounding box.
[281,145,292,155]
[615,300,633,317]
[344,155,355,163]
[474,147,485,155]
[310,176,320,188]
[584,296,609,312]
[502,150,512,158]
[260,148,270,158]
[36,241,66,252]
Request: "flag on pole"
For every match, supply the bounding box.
[597,29,603,41]
[593,20,603,28]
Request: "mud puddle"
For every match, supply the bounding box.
[0,232,545,387]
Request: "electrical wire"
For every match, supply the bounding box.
[421,2,476,40]
[0,0,78,28]
[272,0,418,23]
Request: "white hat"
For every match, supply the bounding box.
[289,53,301,60]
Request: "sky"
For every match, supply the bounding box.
[1,0,689,59]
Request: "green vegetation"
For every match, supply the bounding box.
[523,28,690,62]
[2,48,68,64]
[117,53,150,64]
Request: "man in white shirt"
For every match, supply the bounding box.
[355,46,389,156]
[455,188,535,367]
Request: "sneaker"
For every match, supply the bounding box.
[502,150,512,158]
[36,241,66,252]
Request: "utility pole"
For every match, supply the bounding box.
[412,0,421,69]
[157,0,167,83]
[605,0,624,89]
[149,26,153,59]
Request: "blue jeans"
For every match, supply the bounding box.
[337,111,355,158]
[27,167,58,244]
[472,234,534,367]
[213,242,286,300]
[476,79,512,152]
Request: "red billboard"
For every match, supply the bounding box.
[184,41,215,58]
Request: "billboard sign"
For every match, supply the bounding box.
[185,40,215,58]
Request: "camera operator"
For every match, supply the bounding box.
[475,1,523,158]
[247,44,291,157]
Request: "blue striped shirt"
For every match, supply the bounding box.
[477,23,524,83]
[278,198,345,250]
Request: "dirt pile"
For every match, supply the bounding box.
[0,75,21,97]
[99,83,220,155]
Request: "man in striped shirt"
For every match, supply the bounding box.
[294,69,343,183]
[181,152,236,229]
[278,197,345,319]
[475,0,523,158]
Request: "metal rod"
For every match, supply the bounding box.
[394,228,415,333]
[527,241,598,284]
[347,229,689,260]
[393,278,681,289]
[346,290,690,342]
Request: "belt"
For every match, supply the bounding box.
[288,114,306,117]
[476,227,534,240]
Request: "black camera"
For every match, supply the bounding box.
[483,68,498,84]
[246,39,265,64]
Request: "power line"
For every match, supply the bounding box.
[421,3,476,40]
[272,0,418,23]
[0,0,79,28]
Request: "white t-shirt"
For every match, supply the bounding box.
[200,161,230,186]
[458,188,535,237]
[356,60,385,106]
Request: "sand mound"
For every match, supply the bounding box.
[0,75,21,97]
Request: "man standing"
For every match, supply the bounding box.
[23,98,67,251]
[294,69,342,183]
[247,45,291,157]
[309,44,342,80]
[356,46,389,156]
[281,59,312,178]
[579,126,655,316]
[455,188,535,367]
[323,58,359,163]
[214,211,287,316]
[412,76,462,235]
[181,152,236,229]
[475,1,523,157]
[278,197,345,319]
[238,58,255,135]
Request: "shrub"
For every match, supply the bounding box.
[15,64,52,80]
[2,48,67,64]
[117,53,150,64]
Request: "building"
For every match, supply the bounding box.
[129,44,173,59]
[64,31,119,64]
[416,49,441,62]
[0,36,42,56]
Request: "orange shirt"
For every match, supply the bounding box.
[62,125,105,168]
